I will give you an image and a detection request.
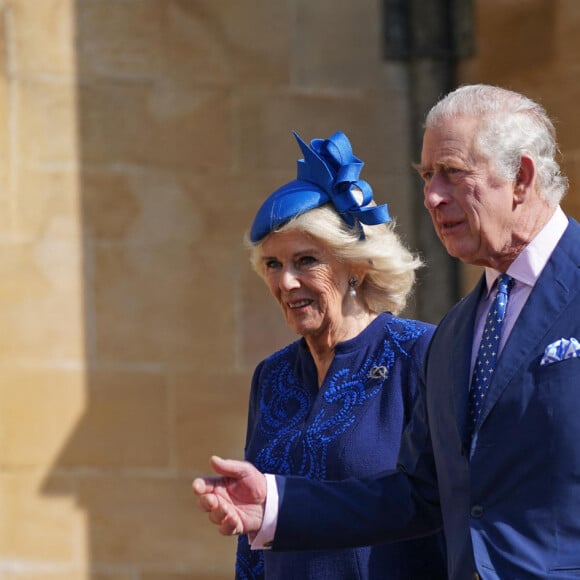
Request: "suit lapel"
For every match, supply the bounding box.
[452,277,486,447]
[476,219,580,433]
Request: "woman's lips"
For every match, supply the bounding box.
[288,299,312,309]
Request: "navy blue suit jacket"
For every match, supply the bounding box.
[273,217,580,579]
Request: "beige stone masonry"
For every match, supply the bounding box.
[1,0,579,579]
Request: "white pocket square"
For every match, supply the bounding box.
[540,337,580,366]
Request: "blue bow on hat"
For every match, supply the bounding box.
[249,131,391,243]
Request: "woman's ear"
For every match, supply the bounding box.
[514,154,536,205]
[351,267,368,287]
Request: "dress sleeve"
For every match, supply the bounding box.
[235,535,265,579]
[236,361,267,577]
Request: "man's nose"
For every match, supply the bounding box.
[423,175,451,210]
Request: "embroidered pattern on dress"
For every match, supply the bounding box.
[254,318,425,479]
[235,317,427,580]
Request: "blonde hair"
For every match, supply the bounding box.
[246,204,422,315]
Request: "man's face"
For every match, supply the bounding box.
[418,115,518,270]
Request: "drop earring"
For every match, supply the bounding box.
[349,277,357,297]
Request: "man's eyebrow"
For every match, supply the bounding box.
[412,162,433,176]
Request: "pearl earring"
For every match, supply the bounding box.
[349,277,357,297]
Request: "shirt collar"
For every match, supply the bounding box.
[483,205,568,295]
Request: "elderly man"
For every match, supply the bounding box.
[193,85,580,579]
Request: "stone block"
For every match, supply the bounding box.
[84,166,270,246]
[81,169,151,242]
[1,574,89,580]
[0,6,8,236]
[78,82,233,172]
[11,0,76,77]
[18,79,78,165]
[0,470,82,561]
[142,573,230,580]
[292,0,384,89]
[82,168,203,244]
[473,0,557,82]
[75,0,164,80]
[0,565,134,580]
[0,367,85,466]
[0,241,84,362]
[173,0,291,86]
[52,368,170,469]
[211,0,291,86]
[171,370,250,470]
[556,0,580,67]
[72,475,235,572]
[529,76,580,155]
[74,0,291,88]
[237,90,409,174]
[13,167,82,241]
[90,242,238,366]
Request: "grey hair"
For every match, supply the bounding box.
[246,204,422,316]
[425,84,568,205]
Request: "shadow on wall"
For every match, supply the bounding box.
[40,1,295,578]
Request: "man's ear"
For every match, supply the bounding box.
[514,154,536,204]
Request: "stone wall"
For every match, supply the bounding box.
[0,1,417,578]
[1,1,579,579]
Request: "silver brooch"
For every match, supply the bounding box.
[368,366,388,379]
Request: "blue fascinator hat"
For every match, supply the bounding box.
[249,131,391,243]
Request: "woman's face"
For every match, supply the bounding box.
[259,229,354,343]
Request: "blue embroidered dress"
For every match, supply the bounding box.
[235,313,447,579]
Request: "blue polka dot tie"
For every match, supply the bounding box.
[468,274,514,437]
